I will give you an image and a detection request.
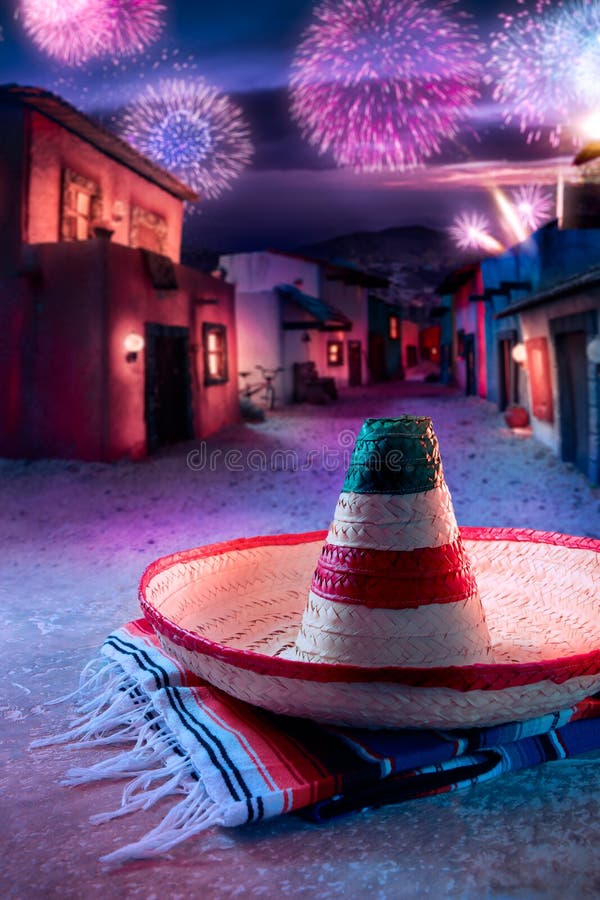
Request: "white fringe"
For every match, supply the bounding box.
[31,654,224,863]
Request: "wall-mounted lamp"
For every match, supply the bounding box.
[586,335,600,364]
[511,342,527,366]
[124,332,145,363]
[301,331,311,344]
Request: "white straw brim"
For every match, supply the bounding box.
[140,528,600,729]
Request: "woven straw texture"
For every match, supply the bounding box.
[301,412,492,668]
[140,529,600,729]
[343,416,443,495]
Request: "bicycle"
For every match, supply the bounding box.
[239,365,284,410]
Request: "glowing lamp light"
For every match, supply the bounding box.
[512,342,527,365]
[580,112,600,141]
[124,332,145,362]
[587,335,600,363]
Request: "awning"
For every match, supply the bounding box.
[276,284,352,331]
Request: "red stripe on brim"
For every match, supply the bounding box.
[139,527,600,694]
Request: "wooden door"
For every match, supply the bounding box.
[145,324,194,452]
[348,340,362,386]
[556,330,589,474]
[464,333,476,396]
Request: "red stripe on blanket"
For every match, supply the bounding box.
[311,540,477,607]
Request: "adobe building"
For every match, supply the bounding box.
[0,85,238,461]
[220,248,389,402]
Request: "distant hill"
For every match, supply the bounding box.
[300,225,475,315]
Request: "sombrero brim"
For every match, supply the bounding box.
[140,527,600,729]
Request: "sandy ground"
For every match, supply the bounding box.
[1,382,599,899]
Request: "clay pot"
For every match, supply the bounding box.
[504,406,530,428]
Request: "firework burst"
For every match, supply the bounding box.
[20,0,105,66]
[19,0,164,66]
[448,212,504,254]
[510,184,554,231]
[290,0,484,173]
[121,79,253,199]
[489,0,600,148]
[99,1,165,57]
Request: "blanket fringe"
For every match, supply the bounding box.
[31,654,224,863]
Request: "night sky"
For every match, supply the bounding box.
[0,1,577,252]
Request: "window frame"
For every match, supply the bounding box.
[61,168,102,242]
[203,322,229,386]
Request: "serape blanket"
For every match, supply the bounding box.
[41,619,600,864]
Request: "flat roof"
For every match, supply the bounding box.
[267,248,389,289]
[0,84,198,202]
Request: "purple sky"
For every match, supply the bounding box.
[0,1,577,252]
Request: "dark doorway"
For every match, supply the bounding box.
[498,332,519,410]
[348,340,362,386]
[145,323,194,453]
[368,334,386,383]
[464,333,476,396]
[556,329,589,474]
[406,344,418,368]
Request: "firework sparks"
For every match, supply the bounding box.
[448,212,505,254]
[19,0,164,66]
[489,0,600,148]
[121,79,253,199]
[99,1,165,57]
[290,0,484,173]
[20,0,105,66]
[510,184,554,231]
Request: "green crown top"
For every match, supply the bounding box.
[342,416,443,495]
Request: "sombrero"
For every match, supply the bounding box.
[140,416,600,729]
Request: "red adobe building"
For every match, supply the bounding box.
[0,85,238,461]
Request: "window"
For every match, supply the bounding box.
[203,323,228,385]
[130,206,168,255]
[388,315,400,340]
[327,340,344,366]
[61,169,101,241]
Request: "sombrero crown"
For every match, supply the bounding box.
[294,416,494,667]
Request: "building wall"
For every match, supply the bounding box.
[321,278,368,386]
[451,269,486,397]
[26,111,184,262]
[0,102,30,452]
[222,251,368,400]
[518,293,600,479]
[106,244,237,459]
[1,238,237,460]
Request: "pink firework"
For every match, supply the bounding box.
[510,184,554,232]
[121,79,253,199]
[20,0,106,66]
[100,0,165,57]
[19,0,164,66]
[448,212,504,254]
[290,0,484,172]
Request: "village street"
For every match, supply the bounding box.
[2,381,600,899]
